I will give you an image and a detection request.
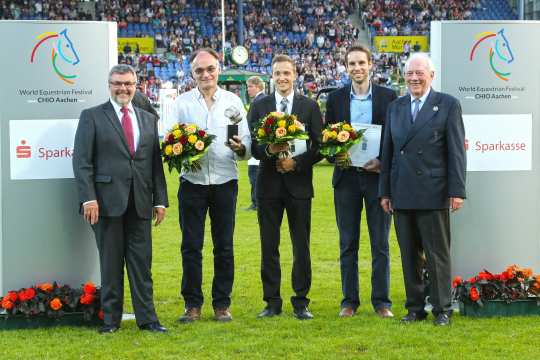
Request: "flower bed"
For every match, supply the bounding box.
[453,264,540,317]
[0,282,103,329]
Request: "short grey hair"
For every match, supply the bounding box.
[247,76,265,91]
[404,53,435,73]
[108,64,137,82]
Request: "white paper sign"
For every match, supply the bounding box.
[463,114,532,172]
[10,119,78,180]
[349,123,382,167]
[289,139,307,156]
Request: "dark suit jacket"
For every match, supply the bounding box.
[248,93,322,199]
[325,83,397,187]
[378,89,466,209]
[132,90,159,119]
[73,100,168,219]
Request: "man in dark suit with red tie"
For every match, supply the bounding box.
[325,45,397,319]
[73,64,168,333]
[248,54,322,320]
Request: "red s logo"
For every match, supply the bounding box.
[16,140,31,158]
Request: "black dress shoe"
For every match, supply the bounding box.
[98,325,120,334]
[433,313,451,326]
[293,307,314,320]
[139,322,168,333]
[400,312,427,323]
[257,307,282,318]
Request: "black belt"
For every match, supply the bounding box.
[349,166,367,173]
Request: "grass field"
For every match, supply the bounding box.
[4,162,540,359]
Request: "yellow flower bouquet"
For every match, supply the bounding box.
[161,123,216,173]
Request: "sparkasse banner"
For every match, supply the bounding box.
[9,119,78,180]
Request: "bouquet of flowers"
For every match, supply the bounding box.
[255,111,309,158]
[161,123,216,173]
[319,122,365,168]
[0,281,103,321]
[453,264,540,306]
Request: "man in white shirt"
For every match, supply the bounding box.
[172,48,251,323]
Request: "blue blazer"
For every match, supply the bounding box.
[378,89,466,209]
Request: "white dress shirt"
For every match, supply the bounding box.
[275,91,294,114]
[110,98,140,151]
[171,87,251,185]
[409,88,431,115]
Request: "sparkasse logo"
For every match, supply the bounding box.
[16,140,31,158]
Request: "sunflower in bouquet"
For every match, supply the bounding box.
[255,111,309,158]
[161,123,216,172]
[319,122,365,168]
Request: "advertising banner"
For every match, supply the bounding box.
[9,119,78,180]
[373,35,429,53]
[118,37,154,54]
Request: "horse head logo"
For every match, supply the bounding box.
[30,28,80,85]
[469,29,514,81]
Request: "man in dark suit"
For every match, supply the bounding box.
[248,54,322,320]
[73,64,168,333]
[325,45,397,319]
[379,53,466,326]
[245,76,266,211]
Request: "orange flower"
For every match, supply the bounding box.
[452,276,462,288]
[83,282,97,295]
[1,298,13,310]
[5,291,18,302]
[38,283,53,292]
[80,293,95,305]
[469,287,480,302]
[50,298,63,311]
[522,268,533,278]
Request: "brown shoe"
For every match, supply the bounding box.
[339,307,356,318]
[375,307,394,318]
[214,308,232,322]
[177,307,201,323]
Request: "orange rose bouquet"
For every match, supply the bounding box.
[319,122,365,168]
[161,123,216,173]
[255,112,309,158]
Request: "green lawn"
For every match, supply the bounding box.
[3,162,540,359]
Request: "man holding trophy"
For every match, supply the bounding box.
[171,48,251,323]
[248,54,322,320]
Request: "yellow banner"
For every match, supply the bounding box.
[118,38,155,54]
[373,36,429,53]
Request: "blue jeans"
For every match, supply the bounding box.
[334,170,391,310]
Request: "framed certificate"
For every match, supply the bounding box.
[349,123,382,167]
[289,139,307,157]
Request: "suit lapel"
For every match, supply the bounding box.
[343,85,351,124]
[133,107,146,157]
[371,85,381,125]
[102,101,131,155]
[402,90,439,147]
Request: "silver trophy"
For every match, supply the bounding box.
[224,106,242,140]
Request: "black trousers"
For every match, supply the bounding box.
[93,186,157,327]
[178,179,237,309]
[258,194,312,310]
[394,209,452,315]
[248,165,259,206]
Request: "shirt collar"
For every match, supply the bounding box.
[275,91,294,105]
[350,83,372,100]
[195,86,222,101]
[110,98,135,115]
[410,88,431,104]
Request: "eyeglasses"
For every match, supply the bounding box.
[109,81,136,87]
[193,66,217,76]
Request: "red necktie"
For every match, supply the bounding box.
[121,106,135,157]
